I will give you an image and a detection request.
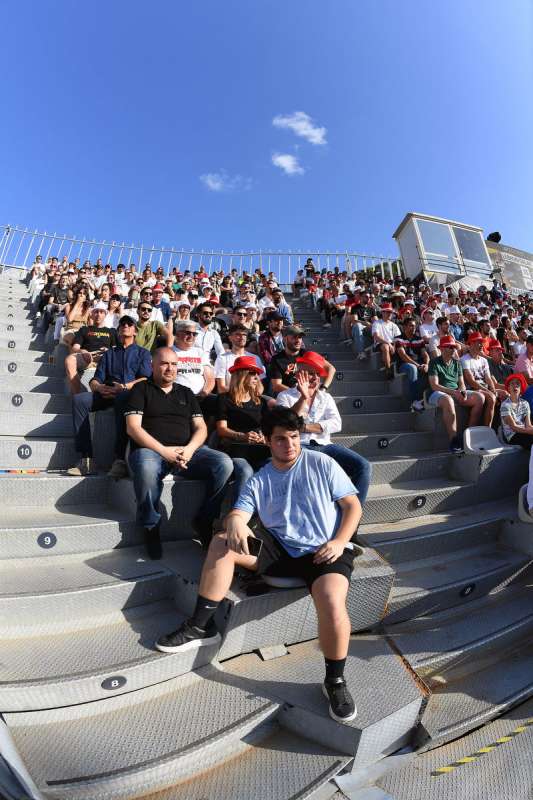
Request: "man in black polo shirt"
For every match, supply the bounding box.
[125,347,235,558]
[269,326,336,394]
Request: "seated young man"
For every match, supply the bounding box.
[428,335,484,453]
[156,407,362,724]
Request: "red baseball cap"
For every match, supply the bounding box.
[295,351,328,377]
[439,335,460,349]
[152,284,164,291]
[228,355,263,375]
[381,303,394,312]
[467,332,483,345]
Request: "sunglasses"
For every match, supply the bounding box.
[139,306,152,312]
[235,312,247,317]
[179,330,198,337]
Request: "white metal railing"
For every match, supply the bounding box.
[0,224,402,283]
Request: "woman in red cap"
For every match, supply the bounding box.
[216,355,274,473]
[500,374,533,448]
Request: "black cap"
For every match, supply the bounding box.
[266,311,284,322]
[118,314,139,329]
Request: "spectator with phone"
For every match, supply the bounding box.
[156,407,362,725]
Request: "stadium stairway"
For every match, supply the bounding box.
[1,270,533,800]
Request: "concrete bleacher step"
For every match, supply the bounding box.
[382,544,529,624]
[171,541,393,660]
[138,725,349,800]
[358,498,513,563]
[335,431,449,458]
[387,579,533,681]
[223,637,423,770]
[0,390,71,413]
[4,665,282,800]
[340,411,429,435]
[0,598,220,711]
[369,453,452,485]
[0,348,50,363]
[335,394,410,414]
[0,359,59,376]
[0,504,144,559]
[0,545,189,635]
[0,436,77,469]
[1,374,66,393]
[414,638,533,751]
[364,478,475,523]
[0,473,109,506]
[0,411,73,437]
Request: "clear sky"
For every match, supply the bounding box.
[1,0,532,264]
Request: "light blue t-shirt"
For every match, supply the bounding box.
[234,448,357,557]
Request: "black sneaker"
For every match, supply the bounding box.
[144,524,162,560]
[449,436,463,455]
[155,621,221,653]
[322,678,357,723]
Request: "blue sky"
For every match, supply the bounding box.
[1,0,532,265]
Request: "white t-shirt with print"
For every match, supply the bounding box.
[371,319,401,344]
[460,354,491,386]
[172,345,210,394]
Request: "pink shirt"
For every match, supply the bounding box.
[515,352,533,380]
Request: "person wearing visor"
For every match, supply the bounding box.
[276,351,371,503]
[428,335,484,454]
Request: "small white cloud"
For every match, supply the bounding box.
[199,170,252,192]
[272,111,327,146]
[271,153,305,176]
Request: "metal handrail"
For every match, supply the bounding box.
[0,224,401,282]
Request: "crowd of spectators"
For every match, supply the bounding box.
[23,252,533,722]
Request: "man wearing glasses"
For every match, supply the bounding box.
[172,320,215,398]
[67,316,152,477]
[269,326,335,395]
[135,302,174,353]
[195,302,225,363]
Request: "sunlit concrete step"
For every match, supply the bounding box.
[369,453,452,485]
[0,412,73,437]
[0,359,59,376]
[224,636,423,770]
[0,473,110,506]
[2,374,67,393]
[359,498,514,563]
[0,598,220,711]
[383,544,529,624]
[0,436,78,470]
[5,666,281,800]
[0,390,71,414]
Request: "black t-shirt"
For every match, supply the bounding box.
[125,379,203,451]
[74,326,118,353]
[216,394,268,433]
[351,302,378,321]
[268,347,306,387]
[52,286,69,305]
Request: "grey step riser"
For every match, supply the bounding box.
[0,349,52,363]
[329,381,391,397]
[26,707,280,800]
[341,412,430,435]
[370,455,452,485]
[0,517,198,560]
[1,377,67,393]
[417,614,533,684]
[0,330,46,343]
[0,414,73,437]
[334,396,410,414]
[0,438,78,470]
[0,477,110,507]
[362,483,520,525]
[0,573,176,634]
[0,608,220,711]
[384,558,528,625]
[334,432,449,458]
[174,550,394,661]
[362,520,501,564]
[0,392,71,414]
[0,361,60,376]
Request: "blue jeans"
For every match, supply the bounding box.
[351,322,372,354]
[398,363,428,402]
[303,442,371,504]
[72,390,130,458]
[128,445,249,529]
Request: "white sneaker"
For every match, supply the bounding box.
[323,323,332,328]
[66,457,97,476]
[357,352,368,361]
[411,400,425,413]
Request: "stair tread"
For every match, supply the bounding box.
[5,665,279,788]
[360,498,514,538]
[420,640,533,742]
[387,583,533,669]
[391,545,527,598]
[0,504,133,530]
[367,478,470,497]
[0,599,184,683]
[141,728,349,800]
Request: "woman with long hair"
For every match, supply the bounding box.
[216,356,274,473]
[61,285,92,346]
[104,294,123,328]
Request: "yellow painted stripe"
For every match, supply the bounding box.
[514,726,527,733]
[476,746,496,753]
[496,736,513,743]
[455,757,476,763]
[434,766,456,773]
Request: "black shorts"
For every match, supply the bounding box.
[249,519,356,589]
